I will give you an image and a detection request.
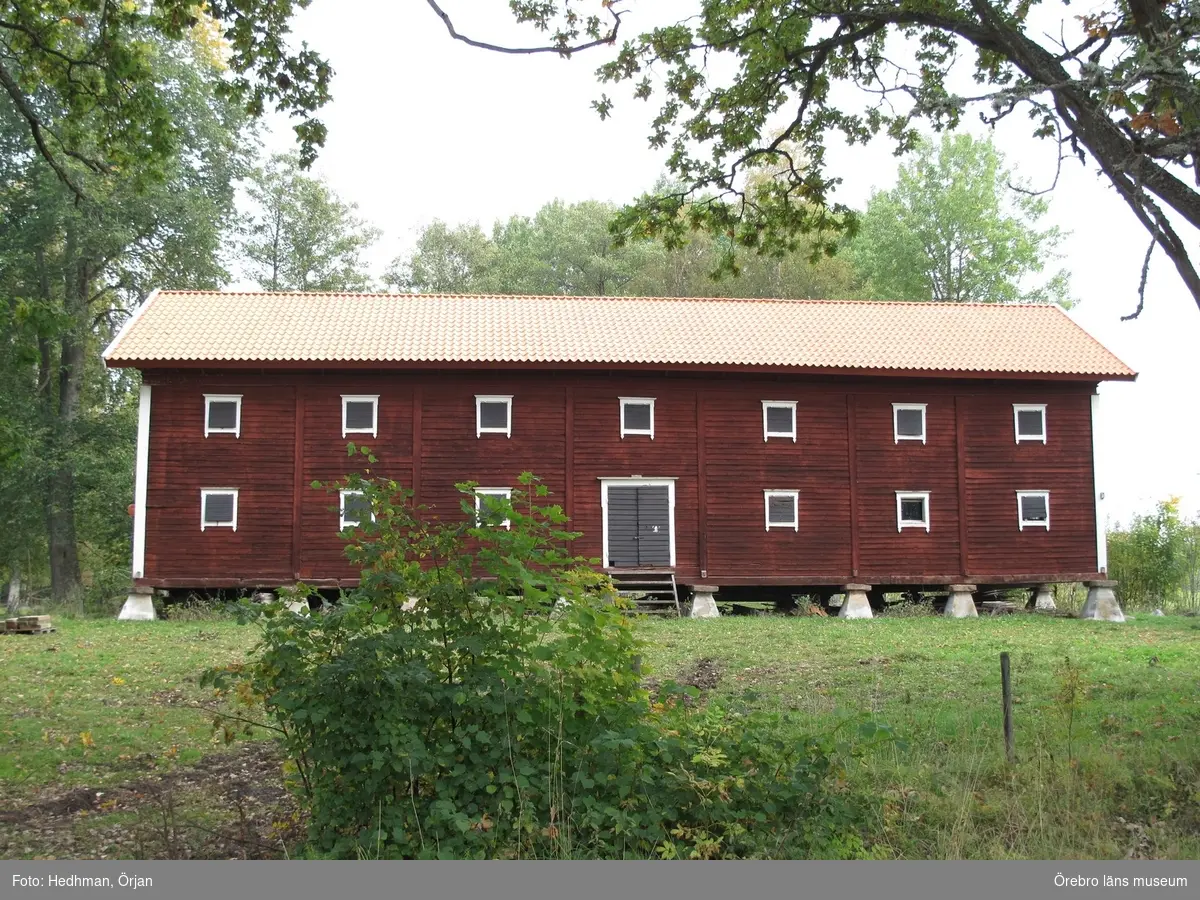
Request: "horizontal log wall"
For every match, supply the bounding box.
[140,370,1101,589]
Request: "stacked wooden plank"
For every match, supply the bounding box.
[5,615,55,634]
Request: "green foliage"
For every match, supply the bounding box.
[204,456,868,859]
[384,220,497,294]
[240,153,381,292]
[1054,656,1086,770]
[0,27,250,601]
[469,0,1200,310]
[0,2,330,197]
[1108,498,1194,610]
[847,134,1070,305]
[388,200,659,296]
[387,194,855,299]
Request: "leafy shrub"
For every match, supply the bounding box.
[1108,498,1195,610]
[204,449,872,859]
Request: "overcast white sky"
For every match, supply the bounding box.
[252,0,1200,528]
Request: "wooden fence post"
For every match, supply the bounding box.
[1000,651,1014,763]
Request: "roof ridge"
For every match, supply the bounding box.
[155,290,1064,309]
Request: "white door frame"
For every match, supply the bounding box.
[599,477,677,568]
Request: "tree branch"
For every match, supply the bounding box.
[0,58,86,202]
[1123,239,1155,321]
[424,0,623,57]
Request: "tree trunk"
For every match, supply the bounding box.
[4,560,22,614]
[46,249,87,603]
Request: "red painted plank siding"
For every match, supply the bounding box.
[963,391,1098,575]
[139,370,1101,589]
[853,392,962,576]
[143,377,295,583]
[704,389,851,577]
[419,377,567,525]
[298,378,413,581]
[572,382,699,574]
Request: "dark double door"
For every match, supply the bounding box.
[606,485,671,568]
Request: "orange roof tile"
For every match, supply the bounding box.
[101,291,1136,380]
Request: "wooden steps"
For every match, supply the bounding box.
[607,570,681,616]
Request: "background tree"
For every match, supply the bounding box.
[241,154,381,292]
[0,33,249,603]
[388,194,854,299]
[1182,514,1200,609]
[426,1,1200,316]
[848,133,1069,304]
[384,220,495,293]
[486,200,659,296]
[1107,498,1191,610]
[0,1,329,199]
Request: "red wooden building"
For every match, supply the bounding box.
[102,291,1135,618]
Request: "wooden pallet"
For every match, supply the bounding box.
[979,601,1021,616]
[5,615,56,634]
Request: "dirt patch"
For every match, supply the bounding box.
[643,656,724,702]
[0,742,303,860]
[679,657,722,692]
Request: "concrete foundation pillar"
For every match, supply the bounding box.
[689,585,720,619]
[943,584,978,618]
[285,599,309,614]
[1080,580,1125,622]
[118,588,156,621]
[1027,583,1056,611]
[838,583,873,619]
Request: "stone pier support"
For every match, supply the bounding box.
[689,585,720,618]
[943,584,978,618]
[118,587,156,621]
[838,583,873,619]
[1027,583,1057,611]
[1080,580,1125,622]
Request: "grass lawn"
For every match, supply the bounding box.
[2,612,1199,859]
[0,619,298,860]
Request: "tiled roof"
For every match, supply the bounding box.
[101,291,1136,380]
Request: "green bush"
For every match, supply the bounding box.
[1108,498,1192,610]
[204,450,872,859]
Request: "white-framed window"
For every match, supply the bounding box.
[895,491,931,532]
[475,488,512,529]
[339,489,373,531]
[1013,404,1047,443]
[203,394,242,438]
[342,395,379,438]
[764,490,799,531]
[200,489,238,531]
[893,403,927,444]
[762,401,797,442]
[1017,491,1050,530]
[619,397,655,439]
[476,395,513,438]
